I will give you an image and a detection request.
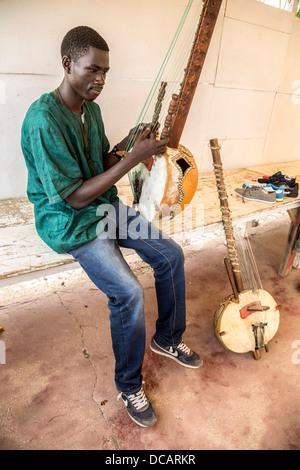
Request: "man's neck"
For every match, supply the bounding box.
[57,81,84,114]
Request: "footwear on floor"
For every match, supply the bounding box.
[264,184,284,201]
[117,386,157,428]
[242,183,284,201]
[235,187,276,204]
[285,183,299,198]
[257,171,296,188]
[150,337,203,369]
[274,189,284,202]
[242,182,275,192]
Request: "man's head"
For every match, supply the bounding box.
[60,26,110,103]
[61,26,109,61]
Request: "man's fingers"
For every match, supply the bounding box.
[139,127,151,140]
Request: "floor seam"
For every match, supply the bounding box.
[54,290,120,450]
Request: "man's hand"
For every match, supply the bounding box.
[117,123,151,152]
[129,127,168,166]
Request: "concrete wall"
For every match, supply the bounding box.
[0,0,300,199]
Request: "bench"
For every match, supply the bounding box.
[1,160,299,287]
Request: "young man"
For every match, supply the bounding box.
[21,26,202,428]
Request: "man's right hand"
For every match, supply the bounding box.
[129,127,168,167]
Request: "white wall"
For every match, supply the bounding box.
[0,0,300,199]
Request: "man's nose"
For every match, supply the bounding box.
[94,72,106,84]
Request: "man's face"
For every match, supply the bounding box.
[67,46,110,101]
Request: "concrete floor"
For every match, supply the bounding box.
[0,215,299,451]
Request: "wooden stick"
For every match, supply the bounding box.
[169,0,223,148]
[278,206,300,277]
[151,81,167,133]
[224,257,239,301]
[209,138,244,293]
[160,94,179,140]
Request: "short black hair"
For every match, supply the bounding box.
[61,26,109,61]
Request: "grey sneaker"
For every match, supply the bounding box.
[117,386,157,428]
[235,187,276,204]
[150,337,203,369]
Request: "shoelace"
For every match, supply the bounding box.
[128,389,148,410]
[118,386,148,411]
[176,340,191,355]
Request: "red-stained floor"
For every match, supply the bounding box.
[0,215,299,450]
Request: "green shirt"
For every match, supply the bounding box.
[21,91,118,254]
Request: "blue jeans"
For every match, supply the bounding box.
[69,201,186,393]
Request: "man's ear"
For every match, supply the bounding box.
[62,55,72,74]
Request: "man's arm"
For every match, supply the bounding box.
[103,123,150,171]
[103,148,125,171]
[65,128,168,210]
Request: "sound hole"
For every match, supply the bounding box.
[176,157,192,177]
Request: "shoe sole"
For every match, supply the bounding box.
[150,342,203,369]
[235,192,275,204]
